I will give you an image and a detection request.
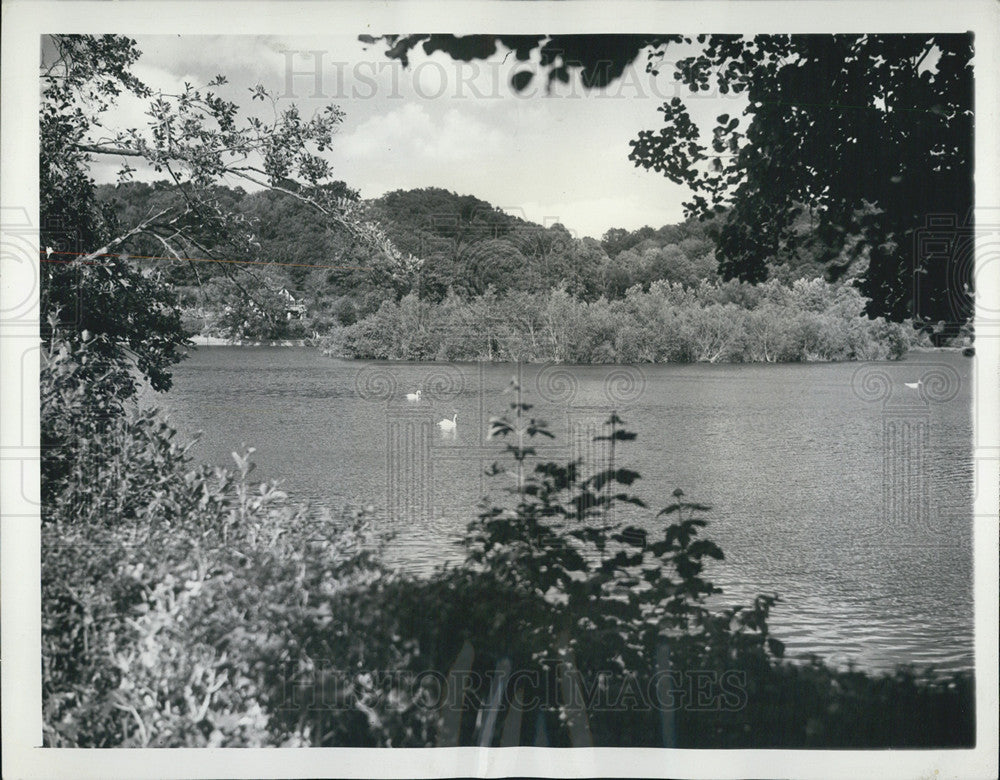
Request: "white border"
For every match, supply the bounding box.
[2,2,998,778]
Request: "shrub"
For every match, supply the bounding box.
[374,385,974,748]
[41,331,429,747]
[321,278,913,363]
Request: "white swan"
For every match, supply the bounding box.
[438,413,457,431]
[405,389,422,402]
[904,381,922,390]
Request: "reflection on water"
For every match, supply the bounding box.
[148,347,975,673]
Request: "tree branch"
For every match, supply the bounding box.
[77,207,175,264]
[227,169,337,219]
[76,143,145,158]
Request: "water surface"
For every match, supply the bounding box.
[149,347,974,673]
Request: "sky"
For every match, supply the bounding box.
[87,35,747,240]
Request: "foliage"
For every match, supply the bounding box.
[377,388,973,747]
[365,34,684,93]
[471,391,752,671]
[322,278,918,363]
[41,35,186,392]
[204,276,309,342]
[41,34,411,387]
[98,183,628,313]
[41,332,971,748]
[41,331,430,747]
[368,34,974,336]
[99,182,781,344]
[39,35,970,751]
[95,179,911,356]
[630,34,974,338]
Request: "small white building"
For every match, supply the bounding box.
[278,288,307,319]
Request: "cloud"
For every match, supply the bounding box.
[81,35,720,239]
[337,103,503,164]
[514,194,688,241]
[135,35,290,93]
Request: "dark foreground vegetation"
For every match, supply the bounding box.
[42,326,974,747]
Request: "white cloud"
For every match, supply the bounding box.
[514,191,688,241]
[83,35,730,238]
[337,103,503,164]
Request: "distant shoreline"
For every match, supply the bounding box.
[187,335,310,347]
[186,336,974,360]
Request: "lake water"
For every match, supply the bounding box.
[149,347,975,674]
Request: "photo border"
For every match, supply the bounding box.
[2,2,997,778]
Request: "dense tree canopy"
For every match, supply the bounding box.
[369,33,975,337]
[97,181,769,340]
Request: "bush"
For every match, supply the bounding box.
[41,331,430,747]
[321,278,914,363]
[367,386,974,748]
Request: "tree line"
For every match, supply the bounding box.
[98,181,920,356]
[322,278,917,363]
[373,33,974,340]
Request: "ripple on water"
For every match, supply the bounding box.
[156,349,975,675]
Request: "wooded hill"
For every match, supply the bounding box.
[96,182,841,341]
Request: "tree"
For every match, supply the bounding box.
[41,36,186,393]
[367,187,521,300]
[631,34,973,338]
[40,34,406,394]
[368,34,974,337]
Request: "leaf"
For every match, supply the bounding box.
[573,491,599,514]
[594,429,638,443]
[613,469,641,485]
[688,539,724,560]
[613,494,647,507]
[587,469,615,491]
[511,71,534,92]
[568,527,604,544]
[526,424,555,439]
[612,526,647,547]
